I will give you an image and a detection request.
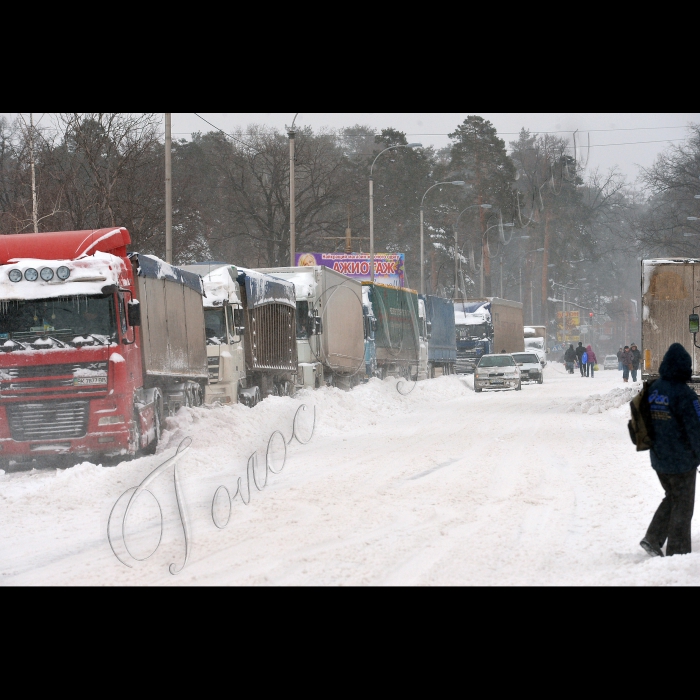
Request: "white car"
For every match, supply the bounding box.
[603,354,618,370]
[474,354,521,392]
[511,352,544,384]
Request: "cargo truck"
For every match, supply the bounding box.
[524,325,547,352]
[362,282,420,379]
[454,298,524,373]
[257,265,364,389]
[419,294,457,377]
[641,258,700,382]
[0,227,207,469]
[181,262,298,404]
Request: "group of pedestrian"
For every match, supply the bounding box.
[617,344,641,382]
[564,342,598,377]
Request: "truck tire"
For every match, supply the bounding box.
[474,385,482,393]
[538,375,544,384]
[428,363,434,379]
[515,381,522,391]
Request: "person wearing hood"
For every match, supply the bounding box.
[585,345,597,378]
[630,343,641,382]
[564,344,576,373]
[620,345,632,382]
[640,343,700,557]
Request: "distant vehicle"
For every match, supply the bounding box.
[524,325,547,354]
[511,352,544,384]
[419,294,457,377]
[473,354,522,393]
[603,354,618,370]
[454,298,524,373]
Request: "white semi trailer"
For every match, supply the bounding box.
[257,265,365,389]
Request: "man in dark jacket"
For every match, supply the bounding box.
[630,343,641,382]
[575,342,585,377]
[640,343,700,557]
[621,345,632,383]
[617,347,624,371]
[564,345,576,373]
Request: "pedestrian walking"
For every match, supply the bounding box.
[586,345,597,378]
[640,343,700,557]
[621,345,632,383]
[581,348,589,376]
[617,347,624,371]
[564,344,576,373]
[575,342,585,377]
[630,343,641,382]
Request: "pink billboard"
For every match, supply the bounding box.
[295,253,405,287]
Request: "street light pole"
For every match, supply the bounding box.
[370,142,422,283]
[165,113,172,264]
[420,181,465,294]
[288,114,298,266]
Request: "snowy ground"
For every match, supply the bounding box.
[2,362,698,586]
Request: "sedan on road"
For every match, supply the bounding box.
[474,354,521,392]
[603,354,619,370]
[512,352,544,384]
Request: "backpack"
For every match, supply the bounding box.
[628,381,655,451]
[581,352,588,364]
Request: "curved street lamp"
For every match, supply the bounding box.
[369,143,422,282]
[420,181,465,294]
[453,203,492,299]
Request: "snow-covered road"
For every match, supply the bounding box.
[2,363,699,585]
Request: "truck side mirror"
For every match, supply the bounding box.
[128,300,141,327]
[314,317,323,335]
[690,314,699,334]
[426,320,432,339]
[371,318,377,333]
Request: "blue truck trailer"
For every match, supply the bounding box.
[419,294,456,377]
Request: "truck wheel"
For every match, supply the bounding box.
[474,386,482,393]
[428,363,434,379]
[515,381,522,391]
[538,376,544,384]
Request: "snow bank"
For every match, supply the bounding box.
[567,385,640,414]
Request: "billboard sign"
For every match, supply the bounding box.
[295,252,405,287]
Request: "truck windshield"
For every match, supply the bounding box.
[478,356,515,368]
[204,308,227,344]
[525,338,544,350]
[512,353,539,364]
[0,294,117,347]
[456,323,489,338]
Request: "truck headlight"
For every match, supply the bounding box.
[98,415,125,426]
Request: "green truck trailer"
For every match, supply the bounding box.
[362,282,420,379]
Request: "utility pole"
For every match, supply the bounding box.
[500,254,503,298]
[288,114,298,266]
[165,113,172,264]
[29,113,38,234]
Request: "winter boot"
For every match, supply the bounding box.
[640,538,664,557]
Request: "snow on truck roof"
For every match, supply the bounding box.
[236,267,296,309]
[132,253,204,295]
[0,251,126,301]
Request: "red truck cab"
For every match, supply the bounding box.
[0,228,146,467]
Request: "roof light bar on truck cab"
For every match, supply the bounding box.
[7,265,71,282]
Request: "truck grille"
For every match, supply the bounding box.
[6,400,90,441]
[248,305,297,371]
[0,362,107,392]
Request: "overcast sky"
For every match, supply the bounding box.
[6,113,699,184]
[169,113,700,183]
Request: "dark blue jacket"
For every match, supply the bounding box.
[649,343,700,474]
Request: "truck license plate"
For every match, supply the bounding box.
[73,377,107,385]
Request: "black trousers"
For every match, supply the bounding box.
[578,359,585,376]
[646,469,697,555]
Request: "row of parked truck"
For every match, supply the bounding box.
[0,228,523,467]
[0,227,524,467]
